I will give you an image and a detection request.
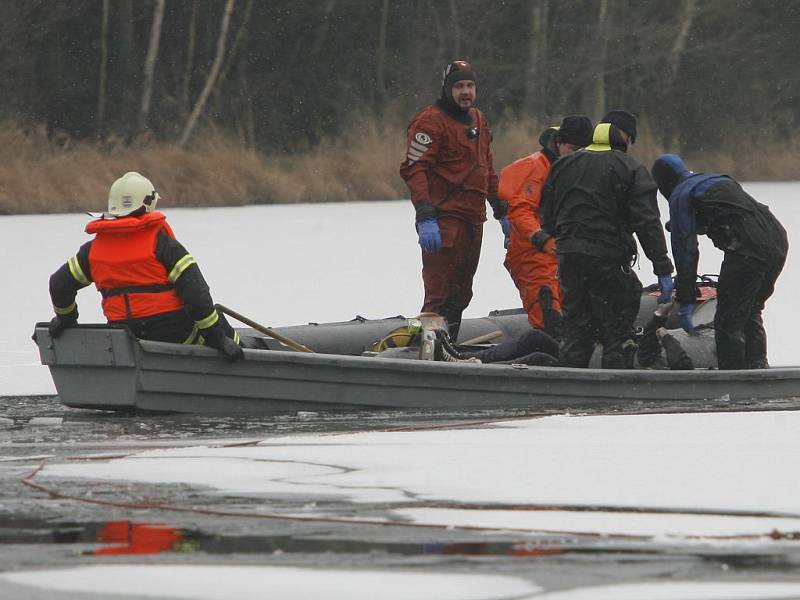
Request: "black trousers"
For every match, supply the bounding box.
[557,253,642,368]
[460,327,559,364]
[110,309,236,346]
[715,252,785,369]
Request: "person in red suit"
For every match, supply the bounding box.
[400,60,505,340]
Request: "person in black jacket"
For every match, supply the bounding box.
[537,110,674,368]
[651,154,787,369]
[48,171,244,362]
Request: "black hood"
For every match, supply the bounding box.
[435,98,473,125]
[438,60,476,124]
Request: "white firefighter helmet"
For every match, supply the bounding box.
[107,172,159,216]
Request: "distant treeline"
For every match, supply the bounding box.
[2,0,798,153]
[1,0,799,214]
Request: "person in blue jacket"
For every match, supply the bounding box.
[651,154,788,369]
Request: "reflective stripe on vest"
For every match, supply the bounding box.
[87,212,185,321]
[67,255,90,286]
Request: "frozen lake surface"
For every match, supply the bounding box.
[1,189,799,597]
[3,184,798,395]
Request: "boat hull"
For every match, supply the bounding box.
[33,316,800,414]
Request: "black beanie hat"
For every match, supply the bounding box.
[601,109,637,144]
[555,115,593,147]
[538,126,558,148]
[441,60,476,102]
[538,126,559,161]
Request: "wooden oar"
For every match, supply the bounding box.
[215,304,314,353]
[459,330,504,345]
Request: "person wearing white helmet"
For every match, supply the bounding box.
[48,172,243,362]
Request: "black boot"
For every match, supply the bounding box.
[539,286,563,342]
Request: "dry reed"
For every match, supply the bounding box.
[1,116,798,215]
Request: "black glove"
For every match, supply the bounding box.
[218,336,244,363]
[48,311,78,338]
[202,323,244,362]
[529,229,555,254]
[488,197,508,220]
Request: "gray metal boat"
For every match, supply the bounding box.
[31,292,800,414]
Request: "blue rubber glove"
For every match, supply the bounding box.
[678,302,695,334]
[657,275,674,304]
[417,217,442,254]
[499,216,511,249]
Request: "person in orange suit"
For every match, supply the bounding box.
[499,116,593,339]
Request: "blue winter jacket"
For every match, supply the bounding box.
[653,154,788,303]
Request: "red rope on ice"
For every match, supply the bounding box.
[20,459,800,542]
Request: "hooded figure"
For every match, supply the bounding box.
[652,153,788,369]
[399,61,502,340]
[438,61,477,122]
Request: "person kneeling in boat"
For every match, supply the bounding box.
[651,154,787,369]
[47,172,244,362]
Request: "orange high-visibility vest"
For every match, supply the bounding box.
[86,211,184,321]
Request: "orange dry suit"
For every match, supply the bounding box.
[498,150,562,333]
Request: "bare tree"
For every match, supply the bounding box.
[590,0,610,117]
[666,0,697,86]
[666,0,697,149]
[523,0,550,119]
[96,0,109,139]
[137,0,166,136]
[238,58,256,147]
[427,1,446,70]
[448,0,460,56]
[114,0,136,134]
[180,0,199,118]
[179,0,236,146]
[216,0,255,92]
[375,0,390,109]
